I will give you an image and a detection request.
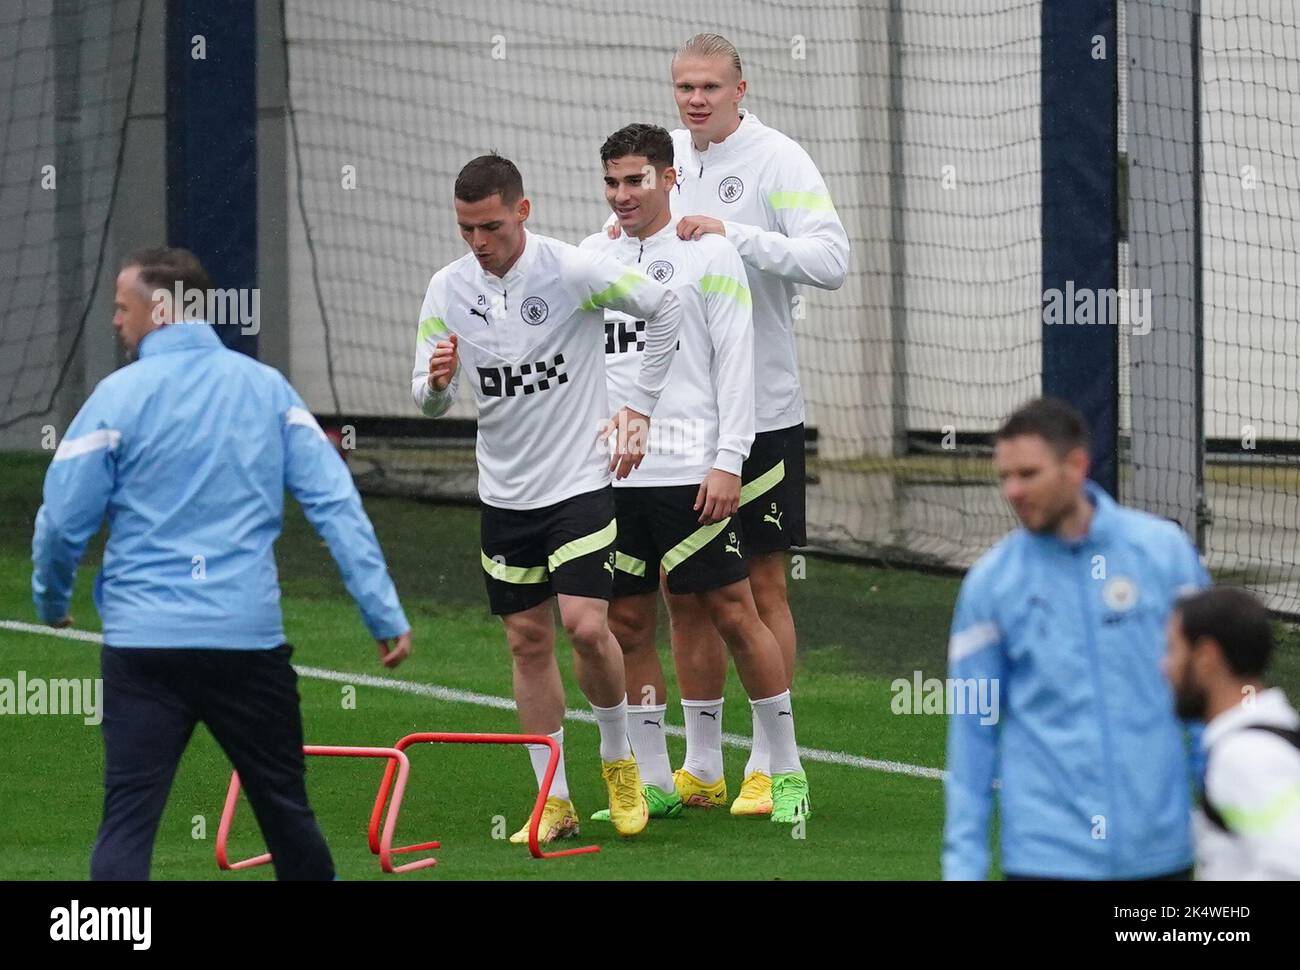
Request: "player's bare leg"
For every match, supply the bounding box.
[747,552,796,683]
[502,600,565,733]
[556,592,647,836]
[592,592,683,819]
[556,593,628,709]
[608,592,666,708]
[501,600,579,843]
[663,583,729,805]
[699,578,806,821]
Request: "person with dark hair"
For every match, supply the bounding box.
[412,153,684,842]
[943,396,1209,880]
[1166,586,1300,879]
[32,247,412,880]
[581,123,809,826]
[605,34,850,817]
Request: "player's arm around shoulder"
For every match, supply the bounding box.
[562,243,681,411]
[724,137,849,290]
[412,268,459,418]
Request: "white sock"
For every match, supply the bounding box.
[525,728,569,800]
[744,703,772,777]
[627,704,673,790]
[681,697,725,783]
[590,697,633,762]
[751,691,801,776]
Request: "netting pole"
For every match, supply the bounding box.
[53,0,86,437]
[1040,0,1121,497]
[165,0,259,357]
[1126,0,1204,540]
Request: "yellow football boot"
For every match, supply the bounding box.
[601,757,649,837]
[673,767,728,808]
[729,770,773,817]
[508,795,580,844]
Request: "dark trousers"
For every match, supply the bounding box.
[1006,867,1193,881]
[90,644,334,881]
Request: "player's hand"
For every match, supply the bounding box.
[376,630,411,669]
[677,216,726,240]
[599,406,650,480]
[427,334,459,391]
[694,469,741,524]
[606,221,623,239]
[50,615,74,629]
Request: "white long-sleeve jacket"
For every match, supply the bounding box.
[411,230,681,510]
[670,112,849,433]
[581,219,754,486]
[1195,687,1300,880]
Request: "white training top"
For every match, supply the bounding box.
[411,230,682,510]
[669,111,849,433]
[1195,687,1300,880]
[580,219,754,487]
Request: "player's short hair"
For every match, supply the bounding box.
[455,153,524,205]
[996,396,1090,458]
[122,246,212,297]
[674,32,743,78]
[600,124,674,171]
[1175,586,1273,678]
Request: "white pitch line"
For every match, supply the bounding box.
[0,619,945,781]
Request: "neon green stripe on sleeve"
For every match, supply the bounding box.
[417,315,448,343]
[699,274,752,306]
[767,190,835,212]
[1220,783,1300,834]
[579,272,646,311]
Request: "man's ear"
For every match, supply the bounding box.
[516,197,531,223]
[1066,443,1090,482]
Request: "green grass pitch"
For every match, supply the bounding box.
[2,453,1295,880]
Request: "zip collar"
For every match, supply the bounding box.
[474,229,537,293]
[137,320,224,357]
[1204,688,1298,749]
[616,217,679,261]
[1028,479,1117,551]
[686,110,760,175]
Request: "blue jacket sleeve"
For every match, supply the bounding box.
[280,386,410,640]
[31,388,119,623]
[942,570,1006,880]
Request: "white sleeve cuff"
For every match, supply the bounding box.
[713,448,746,477]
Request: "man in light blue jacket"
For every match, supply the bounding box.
[32,247,411,880]
[943,397,1208,880]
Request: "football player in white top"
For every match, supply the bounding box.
[1166,586,1300,880]
[582,123,809,825]
[612,34,849,815]
[412,154,683,841]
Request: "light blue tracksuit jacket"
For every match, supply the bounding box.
[943,481,1209,879]
[31,321,409,648]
